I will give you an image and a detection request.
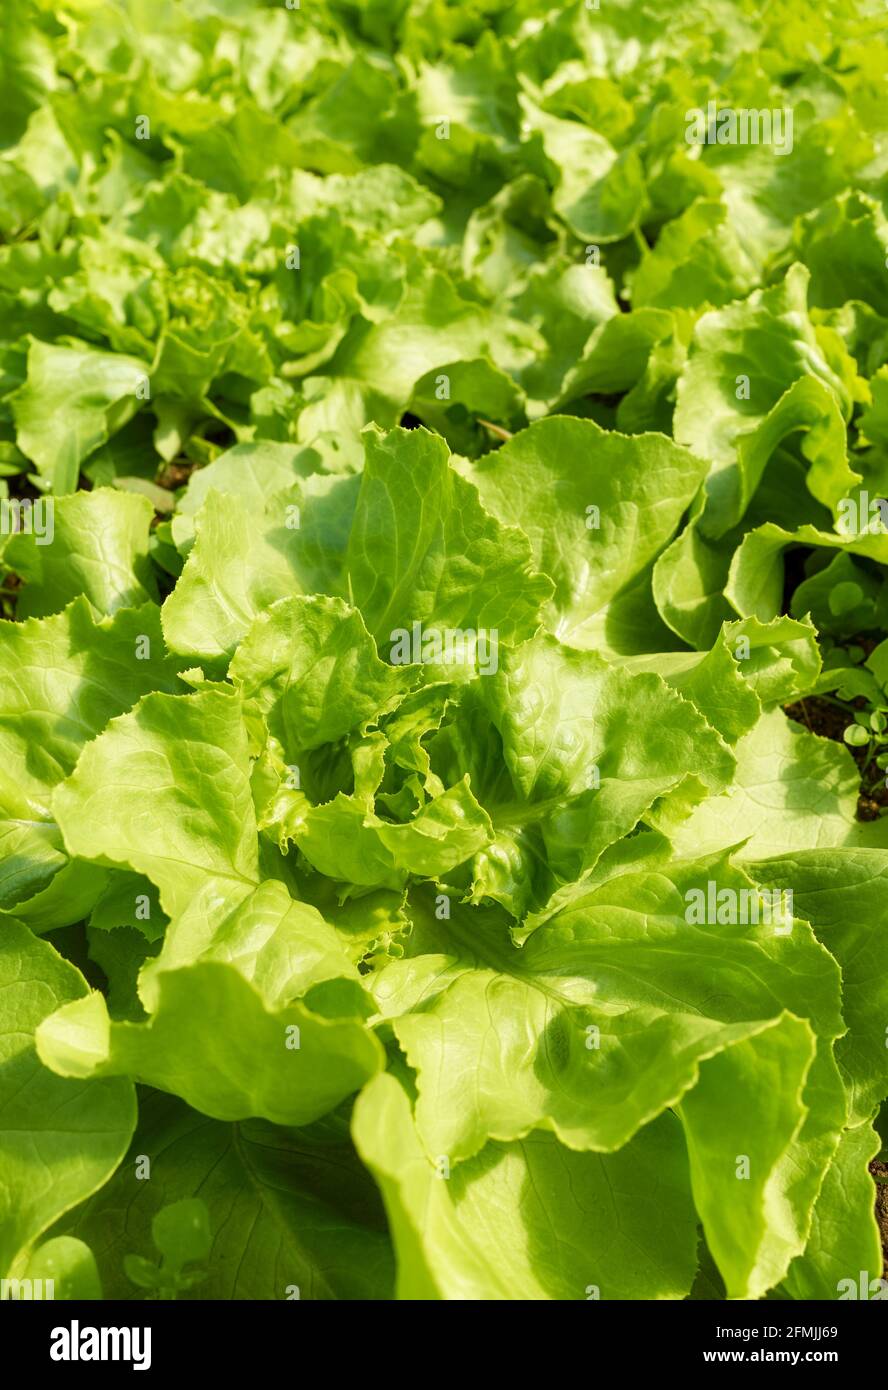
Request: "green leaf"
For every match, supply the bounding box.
[23,1236,103,1300]
[162,487,307,672]
[353,1071,697,1300]
[292,777,493,890]
[621,615,821,744]
[0,923,135,1277]
[676,1014,823,1301]
[169,441,313,552]
[152,1199,212,1269]
[0,599,185,922]
[36,960,382,1128]
[519,94,646,244]
[369,842,843,1207]
[460,632,735,912]
[751,849,888,1123]
[5,488,158,618]
[6,0,888,1308]
[346,425,551,647]
[123,1253,163,1291]
[728,522,888,623]
[795,191,888,317]
[140,878,361,1011]
[328,269,541,416]
[674,266,858,538]
[652,518,737,649]
[57,1090,394,1300]
[629,198,758,311]
[231,595,413,753]
[456,416,708,649]
[844,723,871,747]
[10,339,150,494]
[53,688,260,920]
[0,8,55,147]
[795,552,882,638]
[670,709,859,860]
[781,1119,883,1301]
[408,357,527,457]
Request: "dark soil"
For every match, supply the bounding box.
[784,695,853,743]
[870,1161,888,1278]
[156,459,198,491]
[784,690,888,821]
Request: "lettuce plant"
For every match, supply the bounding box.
[1,0,887,1303]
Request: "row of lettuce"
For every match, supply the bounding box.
[1,0,888,1300]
